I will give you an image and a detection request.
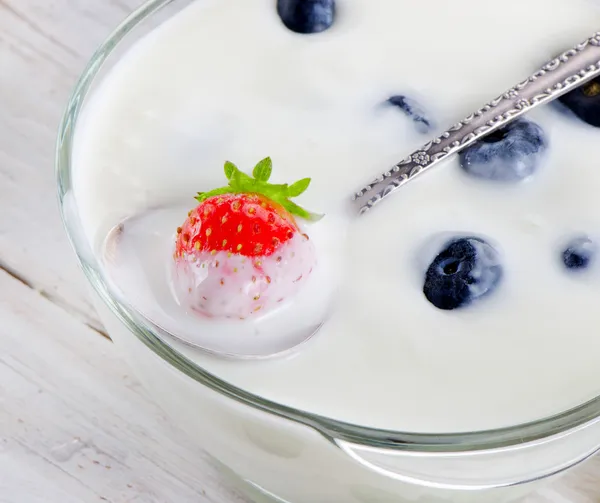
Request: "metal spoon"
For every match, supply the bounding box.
[101,208,339,360]
[352,32,600,215]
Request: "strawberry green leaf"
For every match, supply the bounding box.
[231,169,256,192]
[196,157,323,222]
[224,161,237,180]
[252,157,273,182]
[281,199,324,222]
[195,187,233,203]
[287,177,311,197]
[257,181,288,199]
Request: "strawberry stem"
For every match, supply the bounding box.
[195,158,323,221]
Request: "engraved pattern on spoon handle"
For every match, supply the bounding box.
[352,32,600,215]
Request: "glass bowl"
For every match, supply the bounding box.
[56,1,600,501]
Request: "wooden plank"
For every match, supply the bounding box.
[527,458,600,503]
[0,0,147,329]
[0,269,247,503]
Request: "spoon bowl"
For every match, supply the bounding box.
[101,206,338,359]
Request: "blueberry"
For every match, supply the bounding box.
[387,95,434,134]
[562,236,596,271]
[277,0,335,34]
[458,118,547,182]
[558,79,600,128]
[423,237,503,310]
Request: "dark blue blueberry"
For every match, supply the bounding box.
[387,95,433,134]
[458,118,547,182]
[557,79,600,128]
[562,236,596,271]
[277,0,335,34]
[423,237,503,311]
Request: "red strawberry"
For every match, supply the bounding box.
[173,157,321,319]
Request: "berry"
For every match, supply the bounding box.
[562,236,596,271]
[558,78,600,128]
[387,95,433,134]
[423,237,503,310]
[174,158,320,319]
[277,0,335,34]
[458,119,547,182]
[176,194,297,259]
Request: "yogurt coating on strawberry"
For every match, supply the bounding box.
[173,158,319,319]
[174,233,314,319]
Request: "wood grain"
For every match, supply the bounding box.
[0,268,248,503]
[0,0,143,330]
[0,0,598,501]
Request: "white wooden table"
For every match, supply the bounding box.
[0,2,599,502]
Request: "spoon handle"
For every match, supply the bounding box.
[352,32,600,215]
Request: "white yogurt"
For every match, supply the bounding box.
[73,0,600,436]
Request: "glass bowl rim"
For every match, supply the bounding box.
[55,0,600,453]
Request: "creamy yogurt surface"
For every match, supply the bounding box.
[73,0,600,432]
